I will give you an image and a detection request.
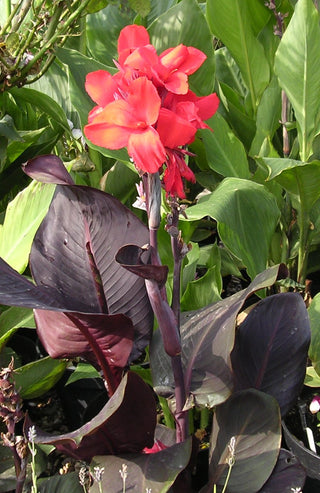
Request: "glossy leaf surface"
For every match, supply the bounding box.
[28,372,157,461]
[231,292,310,416]
[208,389,281,493]
[151,264,287,408]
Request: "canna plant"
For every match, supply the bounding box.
[0,20,312,493]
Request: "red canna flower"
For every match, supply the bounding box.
[84,77,166,173]
[84,24,220,198]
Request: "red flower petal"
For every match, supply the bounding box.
[118,25,150,65]
[128,127,166,173]
[85,70,117,107]
[157,108,196,148]
[143,439,167,454]
[164,71,189,95]
[126,77,161,126]
[84,122,130,150]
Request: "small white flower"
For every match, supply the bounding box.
[28,425,37,443]
[93,466,104,482]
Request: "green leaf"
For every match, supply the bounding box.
[9,87,70,133]
[250,76,282,157]
[304,366,320,387]
[262,157,320,214]
[209,389,281,492]
[274,0,320,161]
[14,357,68,399]
[0,115,23,141]
[199,113,250,179]
[0,306,35,351]
[129,0,151,17]
[90,438,192,493]
[38,472,83,493]
[183,178,280,279]
[181,243,222,311]
[308,292,320,375]
[149,0,215,95]
[65,362,101,386]
[207,0,270,110]
[0,180,55,273]
[86,3,136,66]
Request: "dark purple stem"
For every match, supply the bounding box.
[169,202,182,329]
[144,174,188,442]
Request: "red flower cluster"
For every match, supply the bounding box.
[84,25,219,198]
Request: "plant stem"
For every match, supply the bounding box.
[144,174,188,442]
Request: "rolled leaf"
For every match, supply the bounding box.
[257,449,306,493]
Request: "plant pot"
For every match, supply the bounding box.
[282,420,320,480]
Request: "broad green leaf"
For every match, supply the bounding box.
[181,243,222,311]
[90,438,192,493]
[250,76,282,157]
[0,115,22,141]
[206,0,270,111]
[209,389,281,493]
[65,362,101,386]
[145,0,177,24]
[262,157,320,214]
[149,0,215,95]
[183,178,280,279]
[0,306,35,351]
[308,293,320,376]
[9,87,70,133]
[14,357,68,399]
[199,113,250,179]
[38,472,83,493]
[103,160,138,202]
[86,3,135,67]
[274,0,320,161]
[0,180,55,273]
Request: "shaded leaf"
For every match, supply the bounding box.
[38,471,85,492]
[149,0,215,96]
[0,306,35,351]
[208,389,281,493]
[183,178,280,279]
[274,0,320,161]
[307,292,320,375]
[206,0,270,110]
[198,113,250,179]
[14,356,68,399]
[90,437,192,493]
[116,244,168,287]
[257,449,306,493]
[28,372,157,461]
[151,264,288,408]
[262,157,320,215]
[231,293,310,416]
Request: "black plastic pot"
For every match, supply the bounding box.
[283,421,320,480]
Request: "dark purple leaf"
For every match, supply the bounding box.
[116,244,169,287]
[30,185,153,361]
[23,155,75,185]
[90,437,192,493]
[257,449,306,493]
[207,389,281,493]
[25,372,157,461]
[150,265,288,408]
[34,310,134,390]
[231,292,310,416]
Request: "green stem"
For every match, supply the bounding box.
[297,209,311,284]
[0,0,20,36]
